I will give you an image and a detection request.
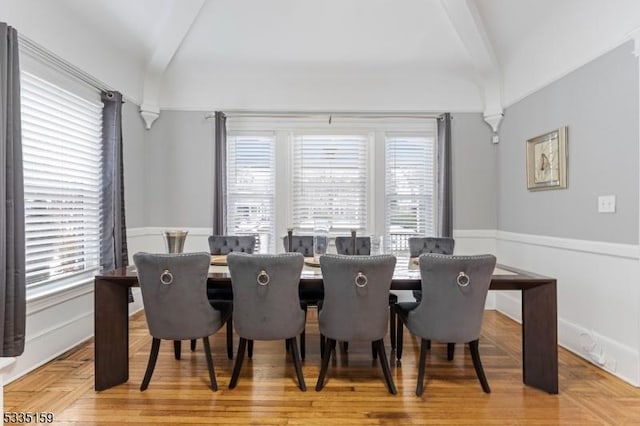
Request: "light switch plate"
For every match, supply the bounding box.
[598,195,616,213]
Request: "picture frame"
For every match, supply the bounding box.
[526,126,568,191]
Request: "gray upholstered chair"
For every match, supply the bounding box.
[227,252,306,391]
[405,236,455,359]
[335,236,371,256]
[283,235,314,256]
[283,234,321,360]
[209,235,256,255]
[335,236,398,355]
[133,252,231,392]
[191,235,256,359]
[395,253,496,396]
[316,254,397,394]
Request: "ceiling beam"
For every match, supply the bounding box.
[441,0,503,132]
[140,0,206,129]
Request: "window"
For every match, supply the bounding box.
[226,134,276,253]
[385,134,436,252]
[292,134,368,234]
[226,116,437,253]
[21,72,103,291]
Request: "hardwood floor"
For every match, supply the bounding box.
[5,309,640,425]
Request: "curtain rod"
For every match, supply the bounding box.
[204,111,445,120]
[17,34,135,103]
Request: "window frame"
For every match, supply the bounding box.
[20,55,104,300]
[225,116,437,253]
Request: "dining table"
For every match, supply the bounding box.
[93,259,558,394]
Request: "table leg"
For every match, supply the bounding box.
[521,281,558,394]
[95,278,130,391]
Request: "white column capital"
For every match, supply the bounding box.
[483,111,504,133]
[140,104,160,130]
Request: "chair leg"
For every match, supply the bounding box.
[447,343,455,360]
[229,337,247,389]
[320,334,326,356]
[396,315,404,360]
[300,304,307,361]
[202,336,217,391]
[469,340,491,393]
[416,338,429,396]
[316,338,336,391]
[375,339,397,395]
[173,340,181,360]
[248,340,254,359]
[191,339,197,352]
[371,342,377,359]
[341,341,349,352]
[288,337,306,391]
[226,313,233,359]
[140,338,161,391]
[389,309,396,350]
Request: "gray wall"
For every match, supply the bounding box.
[452,113,497,229]
[144,110,215,227]
[134,111,497,231]
[122,101,146,228]
[498,41,639,244]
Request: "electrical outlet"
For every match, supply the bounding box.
[598,195,616,213]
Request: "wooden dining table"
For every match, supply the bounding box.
[93,261,558,394]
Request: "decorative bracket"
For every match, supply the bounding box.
[140,104,160,130]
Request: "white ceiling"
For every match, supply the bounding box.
[3,0,640,115]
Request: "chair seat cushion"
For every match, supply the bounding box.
[394,301,420,322]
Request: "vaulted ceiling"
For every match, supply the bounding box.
[3,0,640,126]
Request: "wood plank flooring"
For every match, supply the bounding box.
[5,310,640,425]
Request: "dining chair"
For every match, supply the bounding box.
[402,236,456,360]
[133,252,232,392]
[394,253,496,396]
[177,235,257,361]
[335,236,398,355]
[283,234,321,360]
[316,254,397,394]
[227,252,307,391]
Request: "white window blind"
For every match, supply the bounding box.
[385,134,436,252]
[226,134,276,253]
[292,134,368,234]
[21,71,103,289]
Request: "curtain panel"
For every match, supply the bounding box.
[213,111,227,235]
[100,91,130,299]
[437,113,453,238]
[0,22,26,357]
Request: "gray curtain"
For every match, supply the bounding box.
[0,22,26,356]
[437,113,453,238]
[100,92,130,297]
[213,111,227,235]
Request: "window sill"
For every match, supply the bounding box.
[26,278,95,316]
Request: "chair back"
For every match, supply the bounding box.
[283,235,314,256]
[133,252,223,340]
[335,236,371,255]
[227,252,305,340]
[408,237,455,257]
[208,235,256,255]
[319,254,396,341]
[407,253,496,343]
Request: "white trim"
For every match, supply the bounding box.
[497,230,640,259]
[27,281,93,315]
[129,227,212,238]
[454,229,497,239]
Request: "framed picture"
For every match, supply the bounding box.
[526,127,568,191]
